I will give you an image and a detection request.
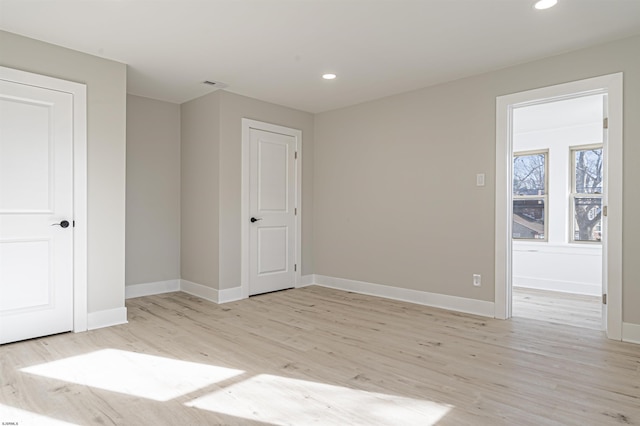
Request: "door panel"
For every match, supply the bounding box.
[0,79,74,344]
[258,141,288,212]
[0,97,52,212]
[258,226,288,274]
[249,128,296,295]
[0,240,51,311]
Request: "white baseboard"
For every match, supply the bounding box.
[513,276,600,296]
[87,307,128,330]
[125,279,180,299]
[219,286,243,303]
[124,279,242,304]
[126,275,495,319]
[622,322,640,345]
[180,279,219,303]
[181,279,242,304]
[298,274,315,288]
[313,275,495,318]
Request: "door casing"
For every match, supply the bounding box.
[0,66,88,333]
[495,73,623,340]
[241,119,302,299]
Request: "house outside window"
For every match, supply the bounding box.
[513,150,548,240]
[571,145,603,242]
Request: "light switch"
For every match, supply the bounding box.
[476,173,485,186]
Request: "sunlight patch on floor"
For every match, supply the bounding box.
[21,349,244,401]
[185,374,452,425]
[0,404,78,425]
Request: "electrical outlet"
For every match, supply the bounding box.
[473,274,481,287]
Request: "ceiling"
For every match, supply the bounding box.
[1,1,639,113]
[514,94,604,134]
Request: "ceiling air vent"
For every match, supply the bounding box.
[202,80,229,89]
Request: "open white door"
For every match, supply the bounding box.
[0,79,74,344]
[248,127,298,296]
[601,94,609,331]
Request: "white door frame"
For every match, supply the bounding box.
[495,73,623,340]
[0,66,88,333]
[241,119,302,299]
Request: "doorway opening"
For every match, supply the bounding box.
[495,73,623,340]
[511,94,604,330]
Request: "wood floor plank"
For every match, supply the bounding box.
[513,287,602,330]
[1,286,639,425]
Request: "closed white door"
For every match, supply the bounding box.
[0,79,74,344]
[249,128,297,296]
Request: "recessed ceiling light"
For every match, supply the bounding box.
[322,73,337,80]
[534,0,557,10]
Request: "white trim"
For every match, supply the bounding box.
[125,280,181,299]
[622,323,640,345]
[218,286,243,303]
[180,279,219,303]
[0,66,88,333]
[313,275,495,318]
[126,279,242,304]
[87,307,127,330]
[495,73,623,340]
[241,119,302,299]
[298,274,315,288]
[495,92,513,320]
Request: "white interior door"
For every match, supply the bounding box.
[249,128,297,296]
[601,94,609,331]
[0,79,74,344]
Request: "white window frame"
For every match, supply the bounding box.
[570,143,603,244]
[513,149,548,241]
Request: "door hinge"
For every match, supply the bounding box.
[603,205,608,217]
[603,117,609,129]
[294,264,297,272]
[295,151,298,159]
[295,207,297,215]
[602,294,607,305]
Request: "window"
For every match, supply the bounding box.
[571,145,603,242]
[513,151,547,240]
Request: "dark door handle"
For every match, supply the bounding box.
[250,217,262,223]
[52,220,70,228]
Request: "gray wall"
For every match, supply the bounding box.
[126,95,181,285]
[314,34,640,325]
[180,92,221,287]
[180,90,314,290]
[0,31,127,314]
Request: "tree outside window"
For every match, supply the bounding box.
[572,146,603,242]
[513,151,547,240]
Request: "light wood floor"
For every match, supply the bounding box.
[513,287,602,331]
[1,286,639,425]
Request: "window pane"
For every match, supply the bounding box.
[574,148,603,193]
[573,197,602,242]
[513,153,545,196]
[513,199,545,240]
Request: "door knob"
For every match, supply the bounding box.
[250,217,262,223]
[52,220,70,228]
